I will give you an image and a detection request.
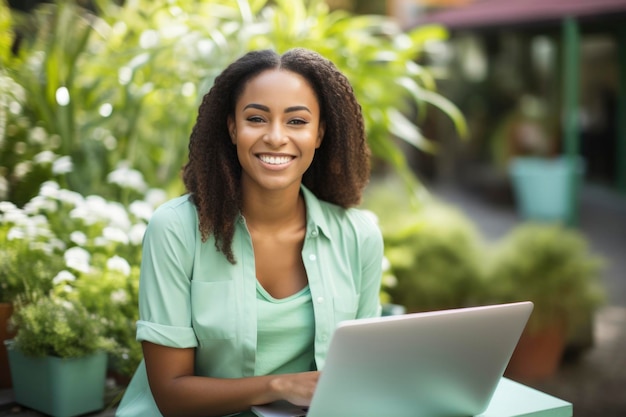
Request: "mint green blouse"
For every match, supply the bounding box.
[116,186,384,416]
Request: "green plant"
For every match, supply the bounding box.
[0,204,64,303]
[2,0,466,203]
[486,222,605,334]
[363,177,486,312]
[10,295,112,358]
[0,177,163,376]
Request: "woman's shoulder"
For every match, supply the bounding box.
[146,194,198,237]
[150,194,196,221]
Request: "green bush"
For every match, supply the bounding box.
[486,222,605,334]
[363,177,486,312]
[10,295,113,358]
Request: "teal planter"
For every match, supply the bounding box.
[509,156,584,223]
[5,340,107,417]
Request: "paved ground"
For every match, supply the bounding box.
[1,181,625,416]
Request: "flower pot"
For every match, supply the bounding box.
[4,340,108,417]
[0,302,17,389]
[504,321,567,382]
[509,156,584,222]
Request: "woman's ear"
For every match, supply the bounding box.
[316,121,325,148]
[227,116,237,144]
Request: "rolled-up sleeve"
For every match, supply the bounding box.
[136,198,198,348]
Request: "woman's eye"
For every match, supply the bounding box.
[288,119,307,125]
[247,116,265,123]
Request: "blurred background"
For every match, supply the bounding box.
[0,1,624,416]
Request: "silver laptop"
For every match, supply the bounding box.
[252,301,533,417]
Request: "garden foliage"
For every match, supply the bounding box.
[1,0,464,377]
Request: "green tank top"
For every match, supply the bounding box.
[255,282,316,376]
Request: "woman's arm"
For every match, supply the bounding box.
[143,341,320,417]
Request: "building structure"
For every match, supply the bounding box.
[388,0,626,214]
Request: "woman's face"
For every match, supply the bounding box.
[227,69,324,195]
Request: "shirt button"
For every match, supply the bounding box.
[311,230,318,237]
[309,254,317,261]
[321,334,328,342]
[316,296,324,304]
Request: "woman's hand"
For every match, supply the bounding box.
[268,371,320,406]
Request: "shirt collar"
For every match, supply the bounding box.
[300,185,332,241]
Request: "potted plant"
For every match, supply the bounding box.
[493,95,584,224]
[5,294,113,417]
[486,222,605,381]
[0,211,64,388]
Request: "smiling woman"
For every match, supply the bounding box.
[115,48,384,417]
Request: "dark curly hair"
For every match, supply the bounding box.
[182,48,370,264]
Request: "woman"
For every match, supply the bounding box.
[116,48,383,417]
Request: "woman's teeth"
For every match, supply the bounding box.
[259,155,292,165]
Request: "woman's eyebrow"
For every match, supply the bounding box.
[243,103,311,114]
[285,105,311,114]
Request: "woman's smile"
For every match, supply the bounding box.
[257,153,295,167]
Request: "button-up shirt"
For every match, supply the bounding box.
[116,185,384,416]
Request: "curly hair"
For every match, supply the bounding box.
[182,48,370,264]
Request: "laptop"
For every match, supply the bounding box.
[251,301,533,417]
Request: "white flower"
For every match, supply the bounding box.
[23,195,57,214]
[33,150,57,164]
[129,223,147,245]
[49,237,66,252]
[0,201,18,215]
[7,227,24,240]
[64,246,91,274]
[28,126,47,144]
[145,188,167,208]
[382,256,391,272]
[9,215,51,240]
[13,161,32,179]
[70,195,107,225]
[102,226,129,244]
[2,209,27,225]
[28,241,54,254]
[56,189,83,206]
[104,202,131,230]
[129,200,153,221]
[39,181,60,198]
[107,162,147,193]
[52,155,73,175]
[70,231,87,246]
[110,289,129,304]
[107,255,131,277]
[53,270,77,285]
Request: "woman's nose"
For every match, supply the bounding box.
[263,123,288,147]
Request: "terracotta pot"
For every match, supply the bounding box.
[505,321,567,382]
[0,302,17,389]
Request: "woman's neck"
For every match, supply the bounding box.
[241,183,305,233]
